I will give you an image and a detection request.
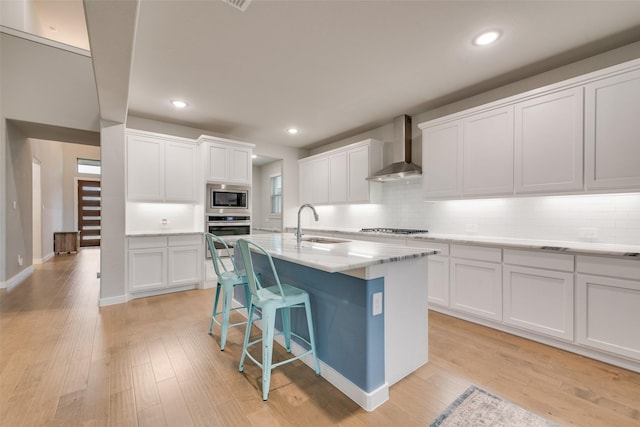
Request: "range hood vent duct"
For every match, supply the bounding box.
[367,114,422,181]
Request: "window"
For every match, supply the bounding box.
[77,158,101,175]
[270,174,282,215]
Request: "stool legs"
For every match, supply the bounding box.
[220,284,234,351]
[281,307,292,352]
[239,304,255,373]
[261,307,277,401]
[304,296,321,375]
[208,284,223,334]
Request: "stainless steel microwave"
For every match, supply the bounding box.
[206,183,251,215]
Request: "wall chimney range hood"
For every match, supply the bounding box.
[367,114,422,182]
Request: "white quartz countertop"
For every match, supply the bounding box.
[289,227,640,259]
[221,233,438,273]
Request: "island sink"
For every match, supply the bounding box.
[301,237,351,244]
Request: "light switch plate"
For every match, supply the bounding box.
[372,292,383,316]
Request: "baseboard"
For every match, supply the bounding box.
[1,266,35,291]
[99,294,127,307]
[33,252,55,265]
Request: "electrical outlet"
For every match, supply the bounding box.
[579,227,599,240]
[372,292,383,316]
[161,218,168,226]
[18,255,23,266]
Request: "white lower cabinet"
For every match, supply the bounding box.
[128,234,202,295]
[450,245,502,321]
[129,246,167,293]
[576,256,640,361]
[503,249,574,341]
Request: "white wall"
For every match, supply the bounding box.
[99,122,126,305]
[1,32,99,284]
[30,139,64,260]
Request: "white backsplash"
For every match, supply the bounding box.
[312,179,640,245]
[126,202,204,234]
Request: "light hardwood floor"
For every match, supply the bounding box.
[1,248,639,426]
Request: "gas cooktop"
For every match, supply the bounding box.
[360,228,428,235]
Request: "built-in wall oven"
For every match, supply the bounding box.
[205,216,251,258]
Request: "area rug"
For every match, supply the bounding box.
[429,385,558,426]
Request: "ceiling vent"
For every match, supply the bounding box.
[221,0,252,12]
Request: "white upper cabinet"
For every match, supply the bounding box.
[199,136,254,185]
[420,58,640,199]
[585,68,640,191]
[422,106,513,199]
[462,106,514,196]
[299,139,384,205]
[514,87,584,194]
[127,133,164,202]
[127,130,198,203]
[329,152,348,203]
[347,145,373,202]
[165,140,198,202]
[422,121,463,199]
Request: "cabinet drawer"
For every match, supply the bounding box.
[129,236,167,249]
[576,255,640,281]
[504,249,574,272]
[451,244,501,263]
[169,234,202,247]
[407,240,449,256]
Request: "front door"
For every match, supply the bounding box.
[77,180,101,247]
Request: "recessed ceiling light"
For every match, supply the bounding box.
[473,30,502,46]
[170,100,188,108]
[287,128,299,135]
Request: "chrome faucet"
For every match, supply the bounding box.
[296,204,319,246]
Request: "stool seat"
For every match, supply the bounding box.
[236,238,321,401]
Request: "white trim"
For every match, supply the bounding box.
[33,252,55,265]
[2,266,34,291]
[0,25,91,57]
[99,294,127,307]
[127,284,199,301]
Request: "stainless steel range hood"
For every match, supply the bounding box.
[367,115,422,181]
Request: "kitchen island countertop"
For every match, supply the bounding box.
[221,233,438,273]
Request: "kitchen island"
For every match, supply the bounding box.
[224,233,438,411]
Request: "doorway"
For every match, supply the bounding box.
[77,180,101,247]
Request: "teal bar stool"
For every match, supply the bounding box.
[236,238,321,401]
[205,233,251,351]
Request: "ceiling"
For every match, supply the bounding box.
[6,1,640,150]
